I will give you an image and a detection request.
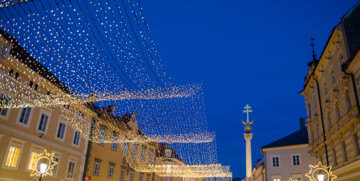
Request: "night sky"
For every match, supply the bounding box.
[140,0,360,178]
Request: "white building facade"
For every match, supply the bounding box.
[261,128,316,181]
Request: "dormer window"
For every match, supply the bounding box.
[14,72,19,79]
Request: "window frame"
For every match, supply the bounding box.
[130,170,135,181]
[65,159,76,179]
[291,154,300,166]
[51,154,61,177]
[55,119,67,141]
[141,146,146,161]
[72,130,81,147]
[93,160,101,176]
[98,126,107,146]
[271,156,280,168]
[17,107,33,127]
[148,149,153,164]
[36,109,51,134]
[25,147,42,172]
[123,142,129,155]
[2,138,24,170]
[120,167,126,181]
[111,132,118,151]
[108,164,114,178]
[0,92,12,120]
[132,144,138,158]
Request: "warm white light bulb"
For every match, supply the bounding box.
[317,171,325,181]
[39,163,48,173]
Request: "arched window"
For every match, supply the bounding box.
[345,90,352,111]
[327,112,331,130]
[331,69,336,84]
[335,103,340,122]
[324,83,328,95]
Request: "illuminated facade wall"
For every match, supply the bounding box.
[0,33,88,180]
[300,2,360,180]
[84,110,158,181]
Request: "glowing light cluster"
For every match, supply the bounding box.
[30,149,57,179]
[0,0,232,178]
[305,162,337,181]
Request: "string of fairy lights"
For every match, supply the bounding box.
[0,0,232,178]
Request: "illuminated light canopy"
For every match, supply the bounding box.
[30,149,57,179]
[305,162,337,181]
[0,0,232,177]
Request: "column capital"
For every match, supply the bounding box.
[244,133,253,140]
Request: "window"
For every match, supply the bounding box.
[124,142,129,155]
[323,83,327,95]
[98,126,106,145]
[148,149,153,164]
[14,72,19,79]
[335,104,340,122]
[146,174,150,181]
[52,156,60,176]
[139,173,144,181]
[130,170,135,181]
[56,121,67,140]
[141,147,146,161]
[108,164,114,178]
[4,144,22,168]
[333,148,337,166]
[271,175,281,181]
[73,130,81,146]
[66,160,76,179]
[34,84,38,91]
[27,150,41,171]
[342,141,348,162]
[120,167,126,180]
[132,144,138,158]
[292,155,300,166]
[354,133,360,156]
[272,156,279,167]
[93,160,101,176]
[8,68,13,76]
[331,70,336,84]
[111,132,118,151]
[345,91,352,111]
[37,114,49,133]
[18,107,32,125]
[0,93,11,117]
[29,81,33,88]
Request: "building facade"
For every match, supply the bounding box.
[0,31,88,180]
[252,158,265,181]
[261,125,316,181]
[83,106,157,181]
[300,2,360,180]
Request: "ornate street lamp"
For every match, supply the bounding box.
[30,149,57,181]
[305,162,337,181]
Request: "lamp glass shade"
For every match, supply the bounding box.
[39,163,48,173]
[317,171,325,181]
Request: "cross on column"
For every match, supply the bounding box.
[243,104,252,123]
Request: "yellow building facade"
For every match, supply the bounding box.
[0,31,88,180]
[84,106,157,181]
[300,2,360,180]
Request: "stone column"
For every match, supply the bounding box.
[244,133,253,181]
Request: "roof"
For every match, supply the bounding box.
[261,128,309,150]
[0,29,72,94]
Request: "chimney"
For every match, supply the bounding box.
[299,117,306,129]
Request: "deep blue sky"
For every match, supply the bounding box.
[140,0,360,178]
